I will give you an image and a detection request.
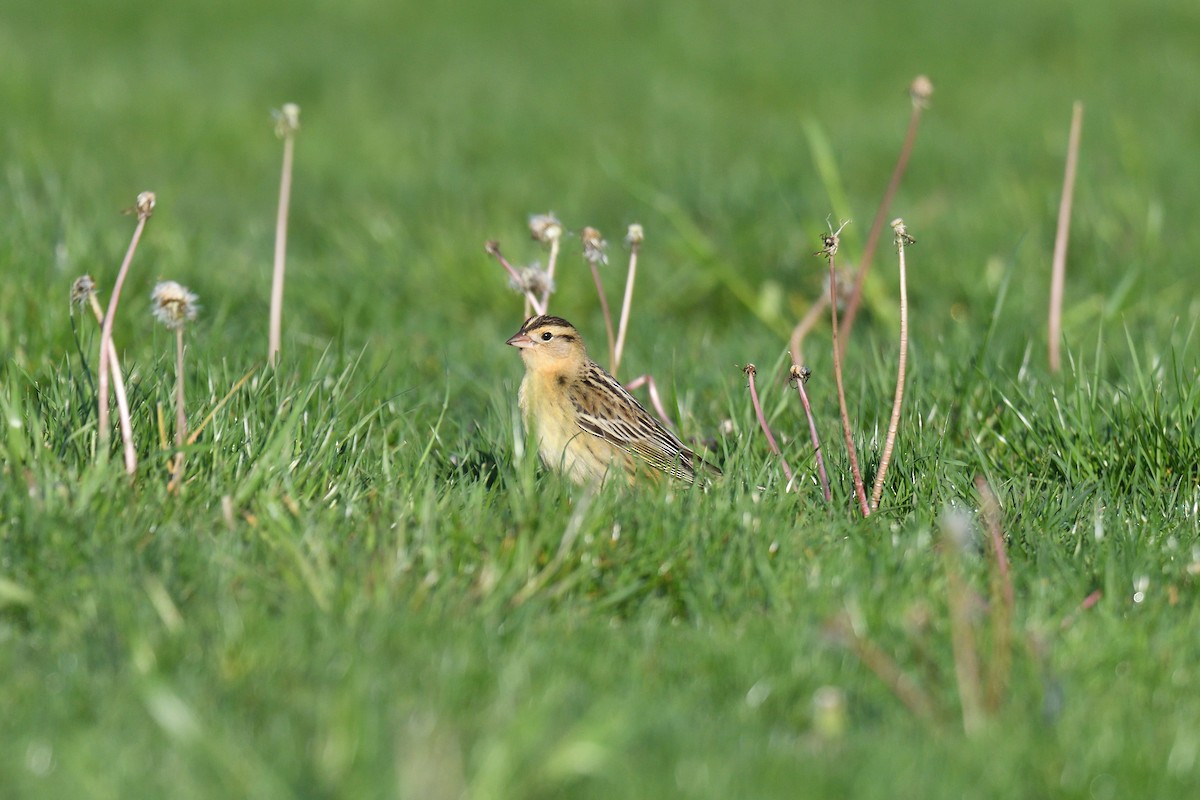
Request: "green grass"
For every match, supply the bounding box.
[3,0,1200,796]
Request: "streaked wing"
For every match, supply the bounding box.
[569,362,701,481]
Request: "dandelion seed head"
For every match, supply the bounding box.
[152,281,200,330]
[625,223,644,246]
[581,226,607,266]
[910,75,934,108]
[71,275,96,309]
[135,191,156,219]
[528,213,563,243]
[273,103,301,137]
[789,364,812,385]
[508,265,554,298]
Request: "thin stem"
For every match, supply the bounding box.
[170,327,187,491]
[588,260,616,370]
[187,365,257,446]
[98,205,151,448]
[943,534,985,736]
[87,294,137,475]
[787,292,829,371]
[745,365,795,489]
[1049,101,1084,374]
[829,614,938,724]
[486,242,545,316]
[1059,589,1102,632]
[623,374,675,429]
[870,220,911,511]
[612,240,640,377]
[828,257,870,516]
[540,236,560,311]
[840,91,927,344]
[976,476,1013,710]
[268,131,295,368]
[790,366,831,502]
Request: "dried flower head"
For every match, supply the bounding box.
[508,264,555,298]
[909,75,934,109]
[743,363,758,378]
[528,213,564,243]
[789,364,812,385]
[484,240,502,257]
[625,223,644,246]
[151,281,200,330]
[815,219,850,259]
[891,217,915,247]
[71,275,96,309]
[274,103,301,138]
[581,226,607,266]
[132,191,156,220]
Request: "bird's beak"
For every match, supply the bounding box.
[506,331,534,349]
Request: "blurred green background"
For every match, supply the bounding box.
[4,0,1198,376]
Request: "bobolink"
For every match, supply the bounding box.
[507,315,719,485]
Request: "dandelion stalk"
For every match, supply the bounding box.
[819,223,870,516]
[152,281,199,492]
[581,227,616,370]
[870,219,913,512]
[529,213,563,312]
[486,240,546,316]
[1048,101,1083,374]
[745,364,795,489]
[840,76,932,345]
[98,191,154,451]
[73,276,137,475]
[787,293,829,372]
[790,364,831,502]
[612,223,643,377]
[268,103,299,369]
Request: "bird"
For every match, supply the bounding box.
[506,314,720,485]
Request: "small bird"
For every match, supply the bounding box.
[506,314,719,485]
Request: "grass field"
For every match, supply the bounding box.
[3,0,1199,797]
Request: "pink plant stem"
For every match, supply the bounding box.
[624,374,674,429]
[839,98,925,345]
[828,259,870,516]
[870,222,910,511]
[588,260,617,370]
[1060,589,1102,632]
[268,131,295,368]
[745,365,796,489]
[788,293,829,371]
[98,210,150,448]
[1048,101,1084,374]
[612,241,640,377]
[87,295,137,475]
[486,243,545,316]
[791,367,831,502]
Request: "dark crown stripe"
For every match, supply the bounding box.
[520,314,575,333]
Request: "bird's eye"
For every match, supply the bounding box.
[541,331,553,341]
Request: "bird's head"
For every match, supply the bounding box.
[506,315,588,372]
